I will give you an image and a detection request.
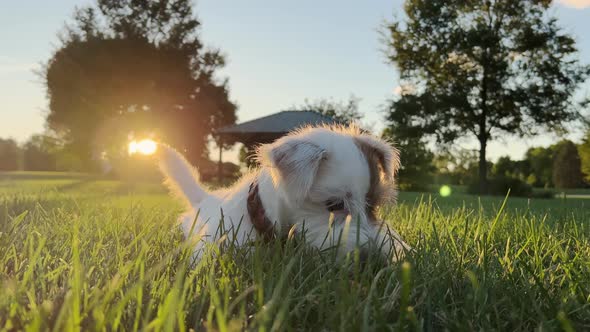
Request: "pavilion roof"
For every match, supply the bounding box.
[216,110,339,144]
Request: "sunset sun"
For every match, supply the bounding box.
[128,139,158,155]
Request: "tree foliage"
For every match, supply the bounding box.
[579,131,590,182]
[384,0,589,192]
[433,148,488,186]
[493,156,528,179]
[525,145,556,187]
[0,138,20,171]
[553,140,584,189]
[382,128,435,191]
[43,0,236,167]
[22,135,59,171]
[290,95,362,123]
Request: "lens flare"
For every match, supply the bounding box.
[439,185,452,197]
[128,139,157,155]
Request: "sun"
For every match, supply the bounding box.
[128,139,158,155]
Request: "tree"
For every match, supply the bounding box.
[433,148,483,186]
[290,95,362,123]
[0,138,20,171]
[525,146,556,187]
[492,156,530,180]
[493,156,516,177]
[23,135,57,171]
[384,0,590,193]
[580,131,590,183]
[553,140,584,189]
[382,128,435,191]
[43,0,236,168]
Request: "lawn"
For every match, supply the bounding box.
[1,172,589,331]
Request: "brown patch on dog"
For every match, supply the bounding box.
[354,138,394,223]
[247,181,276,241]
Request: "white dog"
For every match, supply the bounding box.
[158,125,409,262]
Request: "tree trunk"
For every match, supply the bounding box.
[218,137,223,183]
[478,136,488,194]
[479,59,489,194]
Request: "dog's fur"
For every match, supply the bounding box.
[158,125,409,261]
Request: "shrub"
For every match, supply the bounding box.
[468,176,533,197]
[531,190,555,199]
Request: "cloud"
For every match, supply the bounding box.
[557,0,590,9]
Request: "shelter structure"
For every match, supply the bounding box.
[214,110,339,180]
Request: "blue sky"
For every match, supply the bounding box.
[1,0,589,162]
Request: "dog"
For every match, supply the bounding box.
[158,125,409,262]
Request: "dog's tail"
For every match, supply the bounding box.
[158,145,208,206]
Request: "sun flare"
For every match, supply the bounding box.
[128,139,158,155]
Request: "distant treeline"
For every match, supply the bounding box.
[0,134,241,183]
[0,135,64,172]
[1,133,589,194]
[393,135,590,196]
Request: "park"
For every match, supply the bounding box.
[1,0,590,330]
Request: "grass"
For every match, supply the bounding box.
[1,173,590,331]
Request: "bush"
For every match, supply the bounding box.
[468,176,533,197]
[531,190,555,199]
[397,182,433,192]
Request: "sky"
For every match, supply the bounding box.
[1,0,589,163]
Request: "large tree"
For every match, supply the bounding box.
[43,0,236,168]
[384,0,589,193]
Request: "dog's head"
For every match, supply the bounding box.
[257,125,407,259]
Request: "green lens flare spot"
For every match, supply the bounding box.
[439,185,452,197]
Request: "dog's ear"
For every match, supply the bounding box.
[354,135,401,180]
[259,138,327,205]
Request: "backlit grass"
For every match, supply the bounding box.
[1,173,589,330]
